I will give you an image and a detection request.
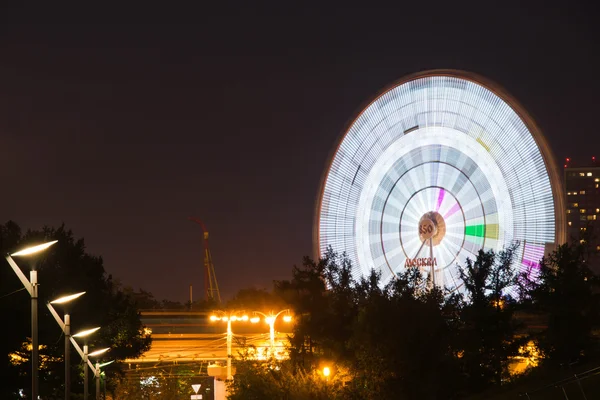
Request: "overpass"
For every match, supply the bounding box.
[125,310,292,364]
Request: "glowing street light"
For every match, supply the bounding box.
[95,360,114,400]
[250,309,292,357]
[47,291,86,400]
[209,311,250,380]
[72,327,100,338]
[11,240,58,256]
[5,239,57,400]
[51,291,86,305]
[72,327,101,400]
[323,366,331,377]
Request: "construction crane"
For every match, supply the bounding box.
[189,217,222,304]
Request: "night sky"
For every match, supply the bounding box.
[1,3,598,302]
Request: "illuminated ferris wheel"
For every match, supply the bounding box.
[315,70,565,292]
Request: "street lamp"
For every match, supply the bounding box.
[5,239,58,400]
[47,291,86,400]
[209,311,250,380]
[94,360,114,400]
[72,327,101,400]
[323,366,331,382]
[250,309,292,358]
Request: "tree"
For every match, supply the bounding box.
[456,246,523,390]
[524,241,600,366]
[275,249,465,399]
[0,221,152,399]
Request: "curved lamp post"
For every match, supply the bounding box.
[72,327,101,400]
[95,360,114,400]
[47,291,86,400]
[5,239,58,400]
[250,309,292,358]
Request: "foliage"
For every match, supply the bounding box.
[456,245,524,391]
[110,365,211,400]
[228,357,344,400]
[523,241,600,366]
[0,221,152,399]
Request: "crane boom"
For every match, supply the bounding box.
[189,217,222,304]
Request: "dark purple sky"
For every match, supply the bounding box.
[1,3,598,302]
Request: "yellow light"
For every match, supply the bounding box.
[88,348,110,357]
[265,316,275,325]
[73,327,100,338]
[209,315,220,322]
[50,291,86,304]
[283,315,292,323]
[323,367,331,377]
[250,316,260,323]
[11,240,58,257]
[231,316,238,322]
[241,315,249,321]
[222,316,229,322]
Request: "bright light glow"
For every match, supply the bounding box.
[11,240,58,257]
[241,315,249,321]
[222,316,229,322]
[283,315,292,323]
[98,360,115,368]
[265,316,275,325]
[73,327,100,338]
[50,291,86,304]
[88,347,109,357]
[323,367,331,377]
[317,72,559,294]
[209,315,220,321]
[230,316,238,322]
[250,316,260,323]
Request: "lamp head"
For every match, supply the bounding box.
[98,360,115,368]
[11,240,58,257]
[88,347,110,357]
[50,291,86,305]
[73,327,100,338]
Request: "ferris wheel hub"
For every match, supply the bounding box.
[418,211,446,246]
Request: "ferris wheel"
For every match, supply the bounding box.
[315,70,565,293]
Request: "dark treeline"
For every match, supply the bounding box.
[228,240,600,399]
[0,221,151,400]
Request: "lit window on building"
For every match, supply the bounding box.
[588,215,597,221]
[587,172,593,176]
[580,173,585,177]
[574,203,579,207]
[580,209,586,214]
[567,209,571,214]
[567,192,572,195]
[596,184,599,189]
[580,190,586,195]
[595,178,600,182]
[568,221,572,226]
[597,245,600,251]
[581,227,587,231]
[596,208,599,213]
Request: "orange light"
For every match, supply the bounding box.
[566,158,571,162]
